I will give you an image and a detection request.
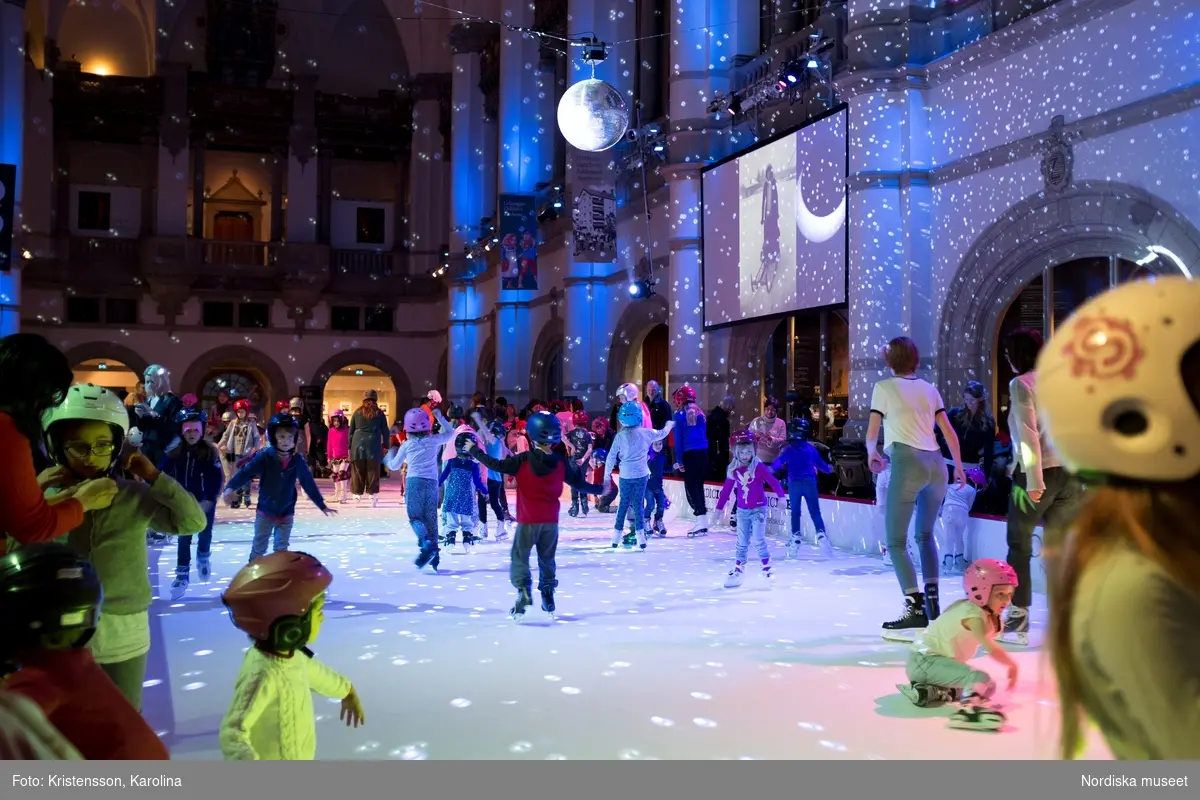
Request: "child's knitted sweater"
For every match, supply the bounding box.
[383,410,456,480]
[220,647,352,761]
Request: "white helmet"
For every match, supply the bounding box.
[289,396,303,410]
[43,384,131,451]
[426,389,442,405]
[617,382,640,403]
[1036,275,1200,482]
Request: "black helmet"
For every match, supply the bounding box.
[267,412,299,448]
[525,410,562,445]
[455,431,476,457]
[0,543,103,670]
[787,416,811,442]
[176,407,208,427]
[448,404,465,421]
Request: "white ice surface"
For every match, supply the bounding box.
[146,482,1112,760]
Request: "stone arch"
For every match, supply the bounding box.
[62,341,150,378]
[310,348,415,408]
[178,345,289,413]
[475,333,496,398]
[53,0,155,77]
[722,317,784,428]
[604,294,668,399]
[529,316,566,402]
[936,180,1200,408]
[318,0,409,96]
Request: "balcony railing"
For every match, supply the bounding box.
[332,249,404,277]
[68,236,140,266]
[201,240,279,268]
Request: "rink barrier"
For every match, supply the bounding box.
[593,473,1047,595]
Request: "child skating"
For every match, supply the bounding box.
[874,457,917,569]
[466,412,604,620]
[603,401,674,550]
[223,413,336,562]
[714,430,785,587]
[326,409,351,503]
[383,406,457,571]
[565,410,595,518]
[472,410,514,540]
[217,398,260,509]
[220,551,365,759]
[644,439,668,537]
[939,467,985,575]
[772,416,834,557]
[898,558,1019,731]
[161,407,225,600]
[439,434,489,554]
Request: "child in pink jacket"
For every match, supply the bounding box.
[714,429,785,588]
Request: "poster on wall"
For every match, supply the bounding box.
[570,150,617,261]
[498,194,538,291]
[0,164,15,271]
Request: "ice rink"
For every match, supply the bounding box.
[145,482,1113,760]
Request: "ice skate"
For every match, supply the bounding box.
[786,533,803,559]
[634,529,647,551]
[230,497,242,510]
[568,502,579,518]
[687,513,709,538]
[580,502,590,517]
[953,554,968,574]
[610,530,622,549]
[924,584,941,622]
[415,544,440,571]
[898,683,958,707]
[197,555,211,581]
[462,532,479,553]
[652,519,666,538]
[372,494,380,508]
[540,588,556,618]
[999,605,1030,646]
[881,594,928,641]
[881,543,891,567]
[622,531,637,548]
[494,520,509,542]
[510,586,533,620]
[477,521,489,541]
[760,562,773,586]
[169,570,189,601]
[942,553,957,575]
[244,496,254,509]
[722,565,744,588]
[814,533,834,558]
[353,494,362,505]
[948,702,1006,731]
[452,532,469,555]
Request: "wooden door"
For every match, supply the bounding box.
[641,324,668,391]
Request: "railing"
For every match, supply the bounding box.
[332,249,401,277]
[201,240,280,268]
[68,236,140,266]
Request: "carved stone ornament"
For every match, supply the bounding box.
[1040,115,1076,194]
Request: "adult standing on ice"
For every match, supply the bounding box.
[348,390,390,506]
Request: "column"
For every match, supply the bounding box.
[191,139,205,237]
[0,0,24,335]
[661,164,708,399]
[156,63,189,238]
[562,273,608,406]
[667,0,745,164]
[445,25,490,401]
[406,80,450,275]
[494,300,532,409]
[285,75,318,243]
[840,0,933,437]
[392,150,408,251]
[269,148,284,241]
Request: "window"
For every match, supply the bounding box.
[364,306,393,332]
[356,207,386,245]
[331,306,361,331]
[104,298,138,325]
[202,301,236,327]
[66,296,102,324]
[238,302,270,329]
[77,191,111,231]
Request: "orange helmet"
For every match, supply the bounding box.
[222,552,331,650]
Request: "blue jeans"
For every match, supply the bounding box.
[788,479,825,536]
[644,479,667,522]
[406,476,440,550]
[251,512,294,561]
[886,443,948,593]
[177,505,215,570]
[615,476,648,533]
[735,506,770,563]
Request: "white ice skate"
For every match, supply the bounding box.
[169,574,189,601]
[814,533,834,558]
[786,533,803,559]
[610,530,622,549]
[947,703,1006,731]
[687,513,709,538]
[494,520,509,542]
[635,529,647,551]
[477,521,489,541]
[760,566,773,586]
[722,567,744,588]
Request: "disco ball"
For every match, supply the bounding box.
[556,78,630,153]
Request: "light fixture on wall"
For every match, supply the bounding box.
[628,279,656,299]
[87,61,111,76]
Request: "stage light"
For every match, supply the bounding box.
[552,199,563,209]
[628,280,654,299]
[806,58,820,69]
[653,141,665,153]
[727,96,743,116]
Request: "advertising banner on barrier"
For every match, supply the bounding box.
[498,194,537,291]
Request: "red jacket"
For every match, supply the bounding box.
[470,445,603,524]
[3,648,170,760]
[0,412,85,549]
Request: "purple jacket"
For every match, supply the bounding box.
[716,462,785,511]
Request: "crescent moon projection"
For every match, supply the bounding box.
[795,168,846,244]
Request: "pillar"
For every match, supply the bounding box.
[393,150,408,251]
[661,164,707,397]
[191,139,205,237]
[840,0,934,437]
[494,300,532,409]
[447,281,482,404]
[562,273,608,406]
[0,0,23,335]
[21,51,53,237]
[269,148,284,241]
[285,75,319,243]
[407,80,450,275]
[156,62,190,238]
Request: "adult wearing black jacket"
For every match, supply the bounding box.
[935,380,996,484]
[707,395,734,480]
[645,381,673,469]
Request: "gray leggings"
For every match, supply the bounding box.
[100,654,148,711]
[906,650,995,701]
[885,444,947,593]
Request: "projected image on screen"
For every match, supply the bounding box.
[702,107,847,328]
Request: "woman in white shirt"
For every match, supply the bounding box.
[865,337,967,639]
[1001,329,1084,645]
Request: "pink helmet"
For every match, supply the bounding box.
[963,559,1018,608]
[404,407,431,433]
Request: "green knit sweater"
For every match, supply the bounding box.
[27,474,207,616]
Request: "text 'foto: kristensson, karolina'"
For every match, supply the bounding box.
[12,774,183,788]
[1082,774,1189,788]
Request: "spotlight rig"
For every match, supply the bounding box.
[627,278,656,299]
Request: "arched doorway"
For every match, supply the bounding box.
[179,346,289,419]
[605,294,668,400]
[529,317,565,403]
[71,358,140,398]
[639,324,668,391]
[311,348,414,424]
[476,335,497,401]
